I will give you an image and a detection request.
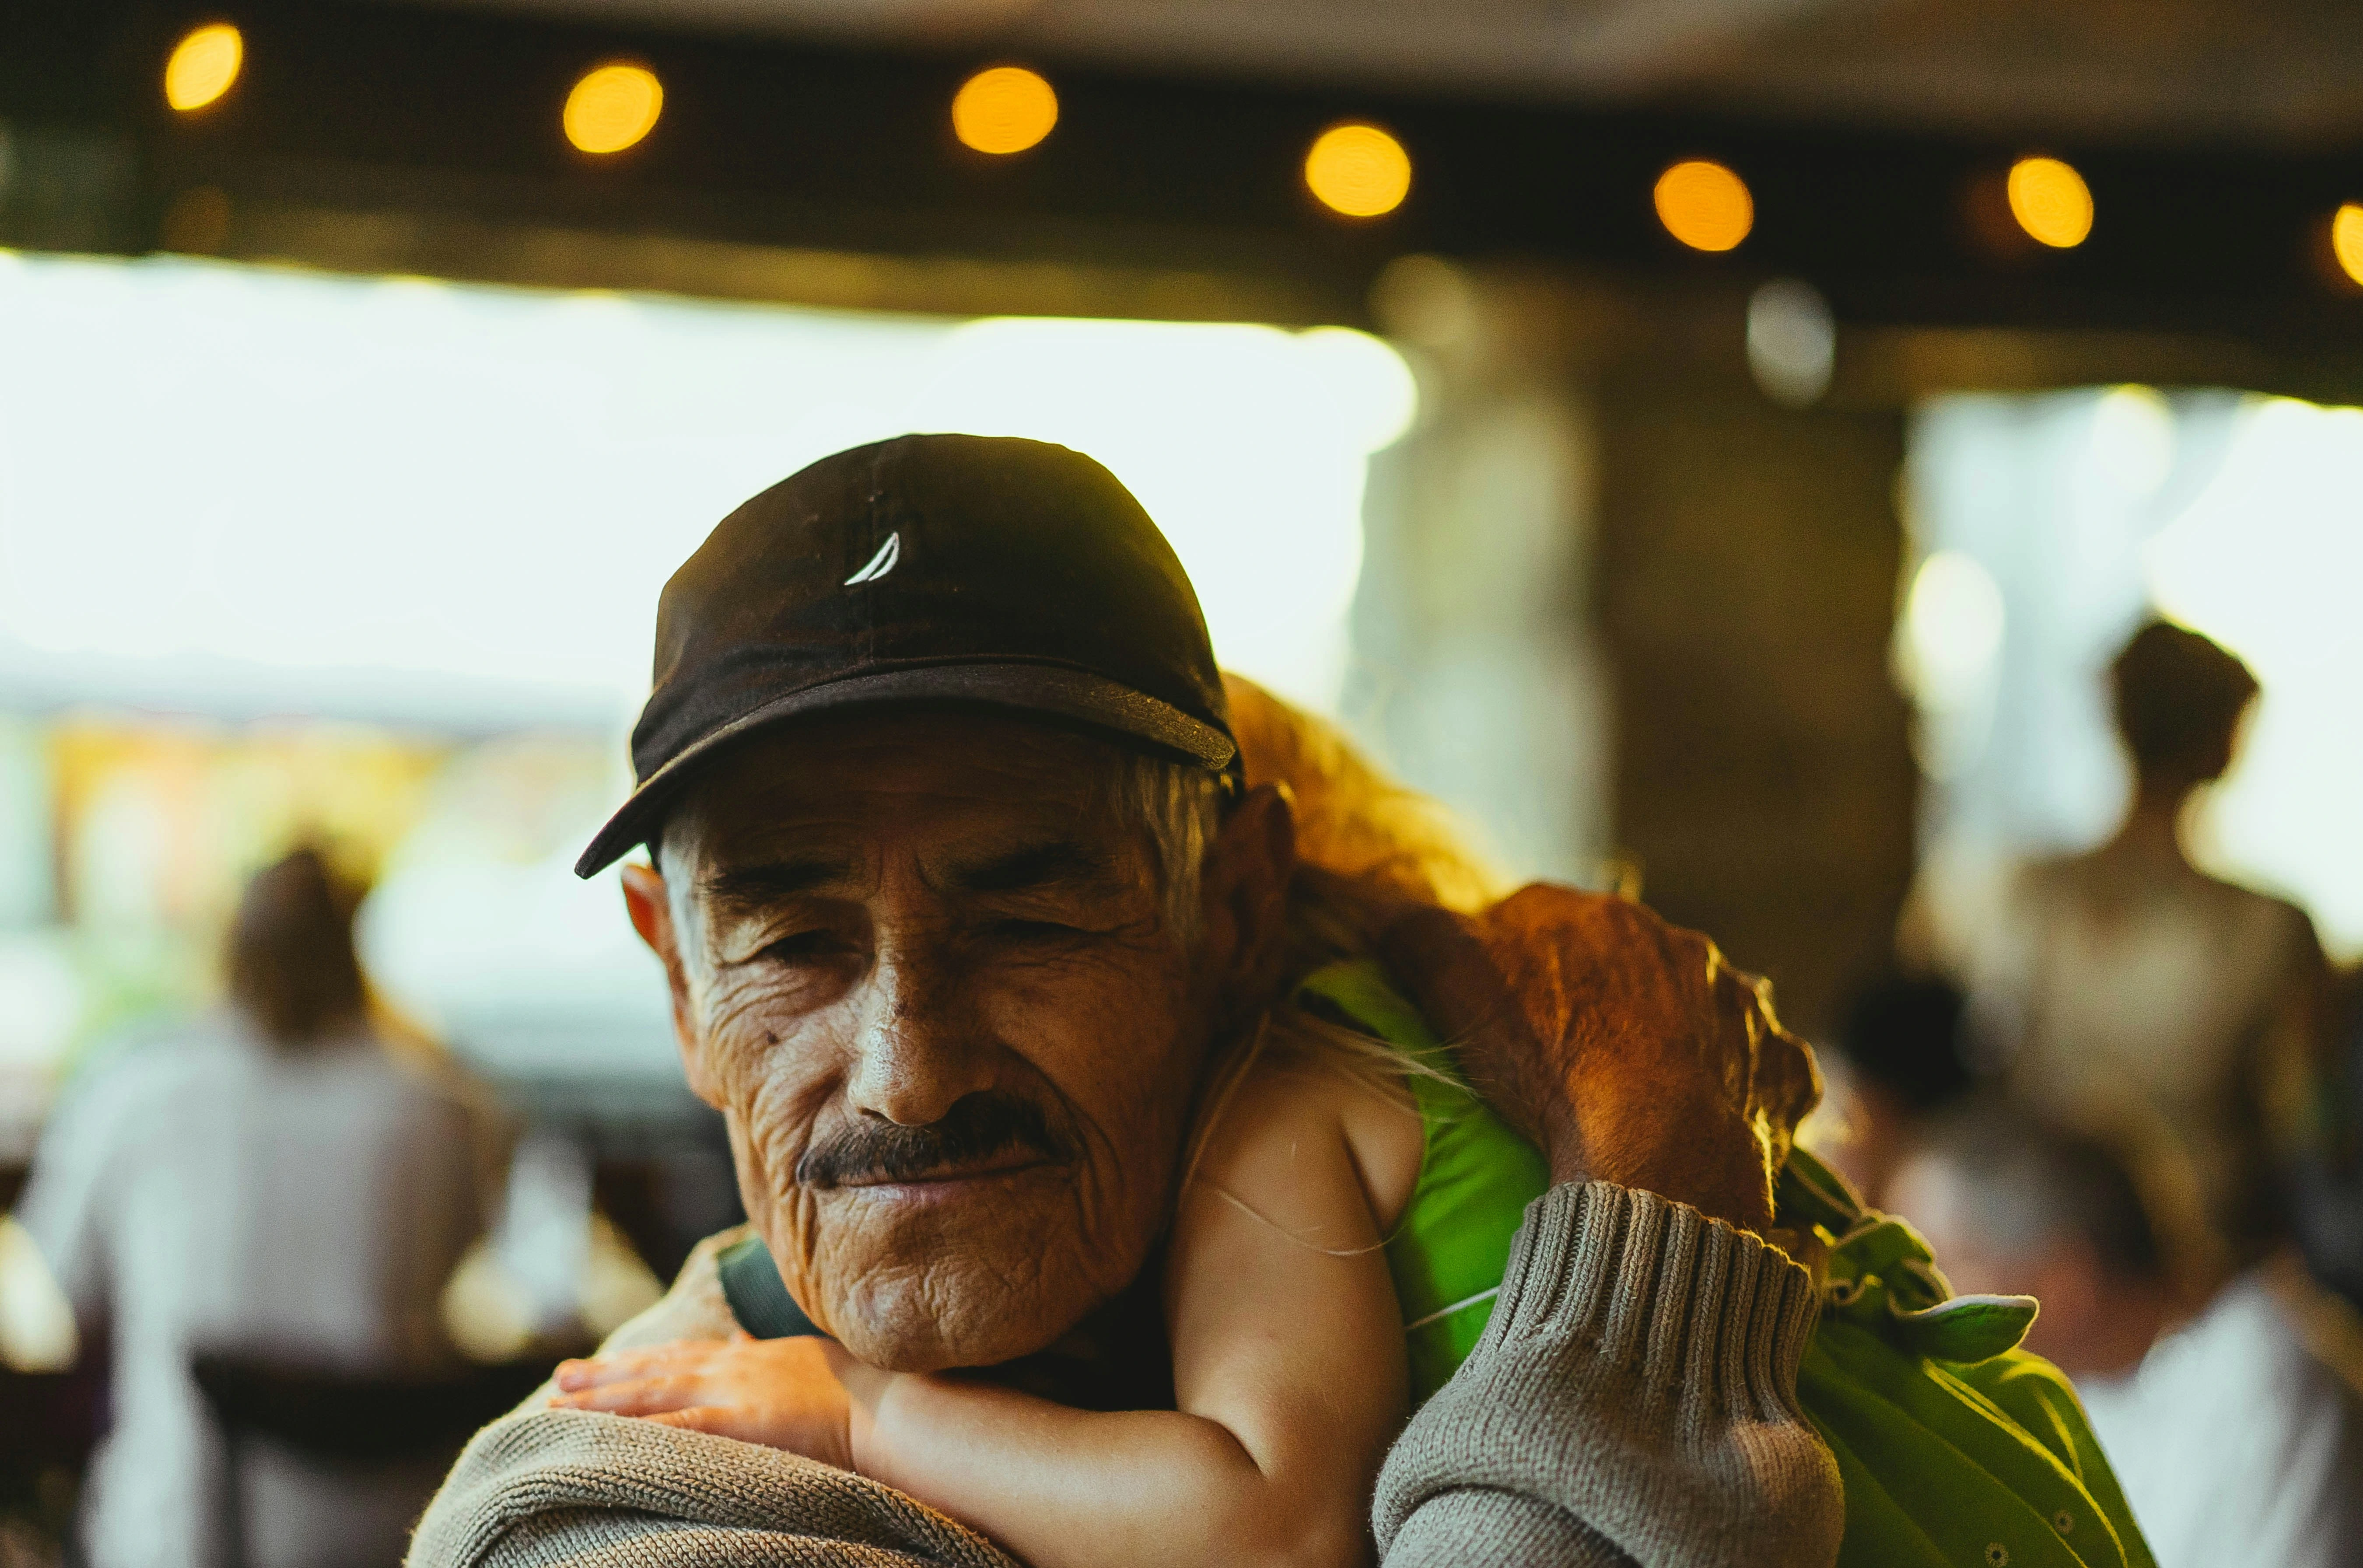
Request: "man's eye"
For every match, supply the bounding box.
[759,930,845,964]
[991,918,1079,941]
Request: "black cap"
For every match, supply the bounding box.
[574,434,1238,878]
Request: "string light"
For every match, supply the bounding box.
[2007,156,2093,248]
[952,66,1058,156]
[1304,124,1411,219]
[1654,160,1752,252]
[2331,203,2363,288]
[165,22,243,113]
[137,30,2306,297]
[564,64,663,155]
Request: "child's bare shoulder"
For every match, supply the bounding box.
[1195,1053,1425,1230]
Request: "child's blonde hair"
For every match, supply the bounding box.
[1223,673,1508,918]
[1182,676,1512,1193]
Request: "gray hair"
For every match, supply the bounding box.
[1096,749,1227,946]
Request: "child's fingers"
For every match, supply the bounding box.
[553,1358,617,1393]
[554,1344,719,1391]
[550,1372,706,1415]
[555,1352,668,1390]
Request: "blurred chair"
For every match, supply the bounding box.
[193,1354,552,1568]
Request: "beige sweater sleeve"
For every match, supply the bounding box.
[407,1226,1021,1568]
[1372,1183,1842,1568]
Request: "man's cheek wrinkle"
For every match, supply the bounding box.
[746,1096,813,1189]
[706,980,799,1047]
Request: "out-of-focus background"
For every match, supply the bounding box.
[2,2,2362,1565]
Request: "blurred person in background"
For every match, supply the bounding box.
[1810,974,1974,1207]
[1942,620,2330,1274]
[13,849,494,1568]
[1890,1101,2363,1568]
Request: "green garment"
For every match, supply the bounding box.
[1305,959,2156,1568]
[1294,960,1553,1404]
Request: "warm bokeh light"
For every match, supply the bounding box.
[1901,551,2006,710]
[1653,160,1753,252]
[2007,156,2093,248]
[0,1215,77,1372]
[1304,124,1411,219]
[951,66,1058,156]
[2333,203,2363,288]
[564,64,663,155]
[164,23,243,113]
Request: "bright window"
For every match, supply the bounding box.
[0,254,1407,723]
[0,254,1411,1071]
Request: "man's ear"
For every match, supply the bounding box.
[621,860,721,1107]
[1197,782,1296,1014]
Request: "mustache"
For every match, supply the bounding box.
[795,1090,1074,1189]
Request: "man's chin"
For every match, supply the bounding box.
[796,1167,1122,1372]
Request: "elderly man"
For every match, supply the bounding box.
[412,436,2131,1568]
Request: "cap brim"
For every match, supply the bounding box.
[574,661,1237,877]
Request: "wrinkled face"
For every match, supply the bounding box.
[625,710,1279,1372]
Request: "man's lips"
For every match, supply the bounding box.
[822,1152,1059,1191]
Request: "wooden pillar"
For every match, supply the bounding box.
[1368,262,1916,1037]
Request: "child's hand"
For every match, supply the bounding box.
[550,1332,860,1468]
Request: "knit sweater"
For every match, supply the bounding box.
[1373,1181,1839,1567]
[408,1184,1841,1568]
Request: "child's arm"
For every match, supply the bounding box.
[553,1063,1418,1568]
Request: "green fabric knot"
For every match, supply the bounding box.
[1782,1149,2037,1365]
[1821,1214,2037,1364]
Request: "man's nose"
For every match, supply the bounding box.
[843,950,995,1126]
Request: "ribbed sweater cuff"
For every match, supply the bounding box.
[1372,1182,1840,1568]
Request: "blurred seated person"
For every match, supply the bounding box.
[1930,620,2329,1271]
[1810,974,1973,1207]
[1890,1101,2363,1568]
[14,849,494,1568]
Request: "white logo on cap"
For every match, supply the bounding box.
[843,531,901,586]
